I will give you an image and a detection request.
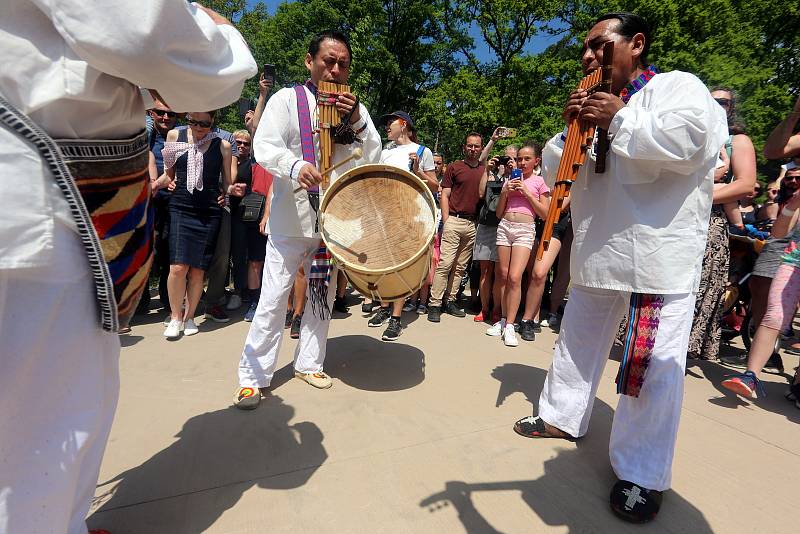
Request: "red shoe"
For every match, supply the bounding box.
[474,310,487,322]
[89,530,112,534]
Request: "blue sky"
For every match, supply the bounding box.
[245,0,563,63]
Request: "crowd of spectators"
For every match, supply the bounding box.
[135,81,800,408]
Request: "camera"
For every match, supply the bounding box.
[496,155,511,166]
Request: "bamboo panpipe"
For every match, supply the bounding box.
[536,41,614,260]
[317,80,351,190]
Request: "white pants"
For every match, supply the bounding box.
[238,235,337,388]
[538,285,695,491]
[0,223,120,534]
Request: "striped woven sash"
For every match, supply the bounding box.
[0,92,153,332]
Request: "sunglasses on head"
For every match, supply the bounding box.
[151,109,178,118]
[714,98,731,107]
[235,140,251,146]
[188,119,212,128]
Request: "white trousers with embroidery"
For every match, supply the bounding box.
[238,235,337,388]
[538,285,695,491]
[0,223,120,534]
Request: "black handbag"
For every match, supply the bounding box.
[240,192,265,223]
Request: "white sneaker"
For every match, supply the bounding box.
[486,319,506,337]
[503,324,519,346]
[163,319,183,339]
[183,318,199,336]
[226,294,242,310]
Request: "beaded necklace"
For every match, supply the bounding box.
[619,65,659,104]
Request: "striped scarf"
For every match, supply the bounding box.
[296,82,333,320]
[615,293,664,397]
[161,132,217,193]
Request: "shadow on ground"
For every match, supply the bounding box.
[88,395,326,533]
[325,335,425,391]
[419,363,714,533]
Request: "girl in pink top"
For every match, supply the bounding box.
[488,142,550,346]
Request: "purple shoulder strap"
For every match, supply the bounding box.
[294,85,318,192]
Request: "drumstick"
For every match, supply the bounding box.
[293,147,363,193]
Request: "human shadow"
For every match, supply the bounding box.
[88,396,326,533]
[419,445,713,533]
[425,363,714,532]
[324,335,425,391]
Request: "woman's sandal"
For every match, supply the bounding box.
[513,415,575,440]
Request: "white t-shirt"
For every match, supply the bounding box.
[380,142,435,173]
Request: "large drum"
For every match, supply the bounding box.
[320,164,437,302]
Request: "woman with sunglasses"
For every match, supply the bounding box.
[155,111,244,338]
[228,129,274,322]
[487,141,550,347]
[687,87,757,361]
[366,111,437,341]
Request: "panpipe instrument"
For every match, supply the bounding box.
[316,80,351,190]
[536,41,614,260]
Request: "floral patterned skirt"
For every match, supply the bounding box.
[687,211,730,360]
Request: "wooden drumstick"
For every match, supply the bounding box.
[293,147,363,193]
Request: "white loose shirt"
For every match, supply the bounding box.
[254,85,382,238]
[0,0,257,269]
[542,71,729,294]
[380,142,435,173]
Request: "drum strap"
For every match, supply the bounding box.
[295,83,332,320]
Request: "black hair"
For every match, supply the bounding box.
[520,140,542,158]
[778,167,800,205]
[308,30,353,63]
[710,86,746,135]
[594,12,652,66]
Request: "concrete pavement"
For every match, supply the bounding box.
[88,294,799,533]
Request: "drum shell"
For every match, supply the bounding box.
[320,164,436,301]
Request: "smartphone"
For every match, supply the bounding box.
[237,97,251,118]
[263,63,276,84]
[497,127,518,138]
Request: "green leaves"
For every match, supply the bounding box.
[213,0,797,172]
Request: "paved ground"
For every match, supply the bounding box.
[88,292,799,533]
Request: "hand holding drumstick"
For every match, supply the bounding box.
[294,147,363,192]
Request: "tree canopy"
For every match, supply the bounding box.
[209,0,799,178]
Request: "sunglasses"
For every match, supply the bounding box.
[714,98,732,107]
[784,175,800,182]
[151,109,178,119]
[188,119,212,128]
[235,140,251,146]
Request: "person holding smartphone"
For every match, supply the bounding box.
[367,111,436,340]
[487,141,550,346]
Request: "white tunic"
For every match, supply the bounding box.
[542,71,729,294]
[0,0,257,269]
[253,85,382,238]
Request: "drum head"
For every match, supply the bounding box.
[321,165,435,272]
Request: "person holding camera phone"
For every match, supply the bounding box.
[487,141,550,347]
[366,111,437,340]
[474,141,518,325]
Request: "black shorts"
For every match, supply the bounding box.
[246,224,268,262]
[551,211,572,243]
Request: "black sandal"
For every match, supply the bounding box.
[513,416,575,440]
[609,480,663,523]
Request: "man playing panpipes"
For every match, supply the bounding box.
[512,12,728,523]
[235,31,381,409]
